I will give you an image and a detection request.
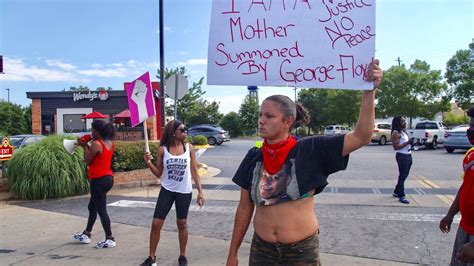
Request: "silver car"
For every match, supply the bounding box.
[444,125,473,153]
[188,125,230,145]
[9,135,46,149]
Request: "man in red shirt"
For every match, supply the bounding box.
[440,106,474,265]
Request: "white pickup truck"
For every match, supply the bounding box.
[408,121,448,150]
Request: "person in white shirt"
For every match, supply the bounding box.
[391,116,414,204]
[141,120,205,266]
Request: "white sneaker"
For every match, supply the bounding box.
[72,232,91,244]
[95,239,116,249]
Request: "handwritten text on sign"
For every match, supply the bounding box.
[207,0,376,90]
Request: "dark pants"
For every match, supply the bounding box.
[86,175,113,237]
[394,153,412,198]
[249,232,321,266]
[451,226,474,266]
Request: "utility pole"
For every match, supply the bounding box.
[159,0,165,128]
[293,87,298,102]
[5,88,10,102]
[396,57,402,67]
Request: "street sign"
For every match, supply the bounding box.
[0,137,14,161]
[166,74,188,100]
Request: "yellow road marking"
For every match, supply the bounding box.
[415,175,451,206]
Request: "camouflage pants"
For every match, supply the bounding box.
[249,232,321,266]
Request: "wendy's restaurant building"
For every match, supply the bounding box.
[26,82,164,141]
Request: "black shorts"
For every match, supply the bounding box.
[153,186,192,220]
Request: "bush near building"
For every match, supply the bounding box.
[7,135,89,200]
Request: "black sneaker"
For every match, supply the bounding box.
[141,256,156,266]
[178,255,188,266]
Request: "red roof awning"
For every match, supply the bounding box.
[82,111,109,119]
[114,109,130,118]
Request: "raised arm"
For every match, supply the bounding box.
[343,59,383,156]
[227,188,255,266]
[144,146,164,179]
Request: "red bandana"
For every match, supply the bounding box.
[261,135,298,175]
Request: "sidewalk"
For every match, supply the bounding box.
[0,202,412,265]
[0,166,421,265]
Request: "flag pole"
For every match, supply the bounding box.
[143,121,150,153]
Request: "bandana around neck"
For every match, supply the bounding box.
[261,135,298,175]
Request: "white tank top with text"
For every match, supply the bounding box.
[396,131,412,155]
[161,143,192,193]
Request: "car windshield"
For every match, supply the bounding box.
[9,137,25,149]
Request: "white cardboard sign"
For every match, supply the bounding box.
[207,0,376,90]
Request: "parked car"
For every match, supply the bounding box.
[371,122,392,145]
[443,125,473,153]
[187,125,230,145]
[8,135,46,150]
[323,125,348,135]
[408,121,447,150]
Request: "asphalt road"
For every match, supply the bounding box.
[12,138,466,265]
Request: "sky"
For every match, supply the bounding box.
[0,0,472,115]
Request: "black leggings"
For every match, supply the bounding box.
[153,186,192,220]
[86,175,113,237]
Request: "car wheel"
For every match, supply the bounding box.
[378,136,387,145]
[208,137,217,145]
[445,148,454,153]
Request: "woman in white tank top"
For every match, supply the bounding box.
[141,120,205,266]
[391,117,413,204]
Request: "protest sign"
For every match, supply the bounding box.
[208,0,376,89]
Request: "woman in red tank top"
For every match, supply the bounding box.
[72,120,116,249]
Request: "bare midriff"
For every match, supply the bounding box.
[253,196,318,244]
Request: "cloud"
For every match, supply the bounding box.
[156,26,172,34]
[77,68,128,78]
[0,57,81,82]
[176,59,207,66]
[45,59,77,70]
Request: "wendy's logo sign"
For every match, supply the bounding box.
[73,90,109,102]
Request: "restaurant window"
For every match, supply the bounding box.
[63,114,86,133]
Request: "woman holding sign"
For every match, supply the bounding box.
[141,120,205,266]
[226,60,383,265]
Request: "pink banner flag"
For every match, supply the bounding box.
[125,72,156,127]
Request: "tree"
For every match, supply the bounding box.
[220,111,243,137]
[376,60,450,127]
[238,95,259,133]
[0,101,28,135]
[66,86,91,91]
[157,67,223,125]
[298,89,360,134]
[96,86,113,91]
[445,42,474,109]
[23,104,32,134]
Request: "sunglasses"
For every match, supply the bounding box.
[176,127,188,133]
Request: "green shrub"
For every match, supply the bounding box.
[112,141,159,172]
[7,135,89,200]
[444,112,469,127]
[186,136,193,144]
[192,135,208,145]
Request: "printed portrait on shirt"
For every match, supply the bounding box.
[258,167,292,205]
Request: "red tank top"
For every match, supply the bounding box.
[460,148,474,234]
[88,140,114,179]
